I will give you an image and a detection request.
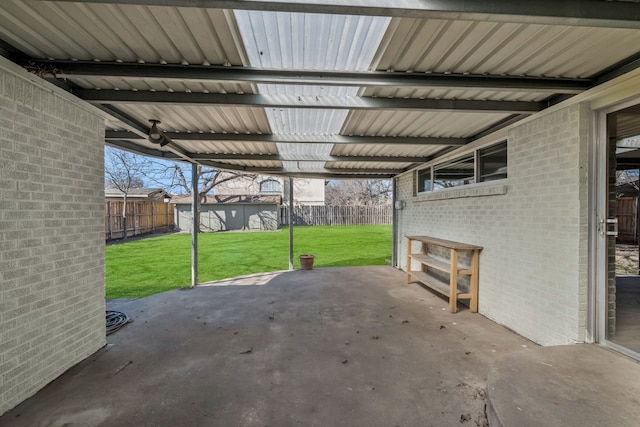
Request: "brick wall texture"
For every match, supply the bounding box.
[397,104,590,346]
[0,60,106,415]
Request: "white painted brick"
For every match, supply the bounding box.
[0,60,106,415]
[397,103,590,346]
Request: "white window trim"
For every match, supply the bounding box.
[414,139,507,196]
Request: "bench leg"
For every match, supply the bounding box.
[470,249,479,313]
[406,238,412,283]
[449,249,458,313]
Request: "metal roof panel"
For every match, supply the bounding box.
[214,159,282,168]
[372,18,640,79]
[325,161,414,170]
[0,1,248,65]
[3,3,639,179]
[341,110,512,138]
[173,140,279,155]
[70,76,256,95]
[331,144,444,158]
[234,10,389,71]
[114,104,272,134]
[266,108,349,135]
[361,87,550,102]
[235,10,390,143]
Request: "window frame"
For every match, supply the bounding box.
[259,178,282,195]
[477,141,508,183]
[415,140,507,194]
[433,152,476,190]
[415,167,432,194]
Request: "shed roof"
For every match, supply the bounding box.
[2,1,640,178]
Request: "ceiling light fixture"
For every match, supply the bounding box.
[148,119,169,147]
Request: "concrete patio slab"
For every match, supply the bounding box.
[1,266,534,427]
[486,344,640,427]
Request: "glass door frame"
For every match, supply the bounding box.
[594,98,640,361]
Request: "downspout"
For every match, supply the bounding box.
[191,164,199,288]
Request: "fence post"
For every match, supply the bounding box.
[133,202,137,236]
[108,201,112,240]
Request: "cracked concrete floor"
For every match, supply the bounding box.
[0,266,533,427]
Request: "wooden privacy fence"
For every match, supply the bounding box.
[617,197,637,244]
[105,201,174,240]
[280,205,392,226]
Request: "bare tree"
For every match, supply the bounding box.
[325,179,392,206]
[146,163,257,232]
[144,162,257,200]
[106,147,260,232]
[105,146,150,239]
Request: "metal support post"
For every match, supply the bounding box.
[289,177,294,271]
[191,164,199,287]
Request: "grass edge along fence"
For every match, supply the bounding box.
[280,205,392,226]
[106,225,392,299]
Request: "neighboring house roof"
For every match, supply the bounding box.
[172,195,281,205]
[105,188,172,200]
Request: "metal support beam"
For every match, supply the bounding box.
[107,139,182,159]
[279,173,397,179]
[190,153,427,163]
[92,104,198,164]
[76,89,544,114]
[39,0,640,29]
[0,40,29,63]
[595,52,640,87]
[36,60,589,93]
[92,104,150,138]
[191,164,199,288]
[105,130,469,146]
[471,114,530,141]
[313,167,405,174]
[288,177,294,271]
[106,142,405,176]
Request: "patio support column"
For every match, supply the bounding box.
[392,177,398,268]
[289,177,294,271]
[191,164,199,287]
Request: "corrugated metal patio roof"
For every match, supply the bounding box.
[1,0,640,178]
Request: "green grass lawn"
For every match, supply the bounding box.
[106,225,392,299]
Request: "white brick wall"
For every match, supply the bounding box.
[0,58,106,415]
[397,104,590,346]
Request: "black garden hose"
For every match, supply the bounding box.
[106,310,131,335]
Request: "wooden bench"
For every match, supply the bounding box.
[406,236,482,313]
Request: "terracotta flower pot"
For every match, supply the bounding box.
[299,254,315,270]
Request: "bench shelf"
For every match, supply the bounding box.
[406,235,482,313]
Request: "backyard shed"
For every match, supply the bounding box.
[172,195,280,232]
[2,0,640,419]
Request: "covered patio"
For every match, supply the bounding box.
[3,0,640,424]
